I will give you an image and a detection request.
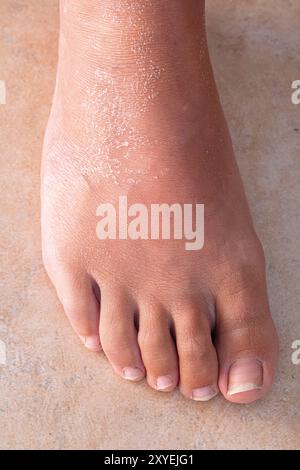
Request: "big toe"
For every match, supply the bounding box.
[215,270,278,404]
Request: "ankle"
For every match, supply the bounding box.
[51,0,218,155]
[60,0,208,72]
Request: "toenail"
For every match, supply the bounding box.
[80,335,101,351]
[122,367,144,382]
[156,375,174,391]
[228,358,263,396]
[191,386,218,401]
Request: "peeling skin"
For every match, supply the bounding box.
[78,58,162,183]
[79,23,164,183]
[77,77,160,182]
[43,0,212,188]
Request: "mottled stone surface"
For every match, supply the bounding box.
[0,0,299,450]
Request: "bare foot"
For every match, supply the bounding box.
[41,0,278,404]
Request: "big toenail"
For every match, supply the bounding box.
[156,375,174,391]
[122,367,144,382]
[80,335,101,351]
[191,386,218,401]
[228,358,263,396]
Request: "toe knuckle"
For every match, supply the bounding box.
[181,335,209,360]
[138,327,156,348]
[60,296,81,315]
[42,244,70,273]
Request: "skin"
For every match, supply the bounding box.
[41,0,278,404]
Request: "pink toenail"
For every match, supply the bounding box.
[156,375,174,391]
[191,386,218,401]
[80,335,101,351]
[228,358,263,396]
[122,367,144,382]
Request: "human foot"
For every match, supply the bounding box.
[41,0,278,404]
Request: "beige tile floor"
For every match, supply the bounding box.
[0,0,300,450]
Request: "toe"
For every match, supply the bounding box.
[215,269,278,404]
[100,290,145,382]
[52,269,101,352]
[138,306,178,392]
[174,305,219,402]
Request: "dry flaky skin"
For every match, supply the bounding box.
[41,0,278,405]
